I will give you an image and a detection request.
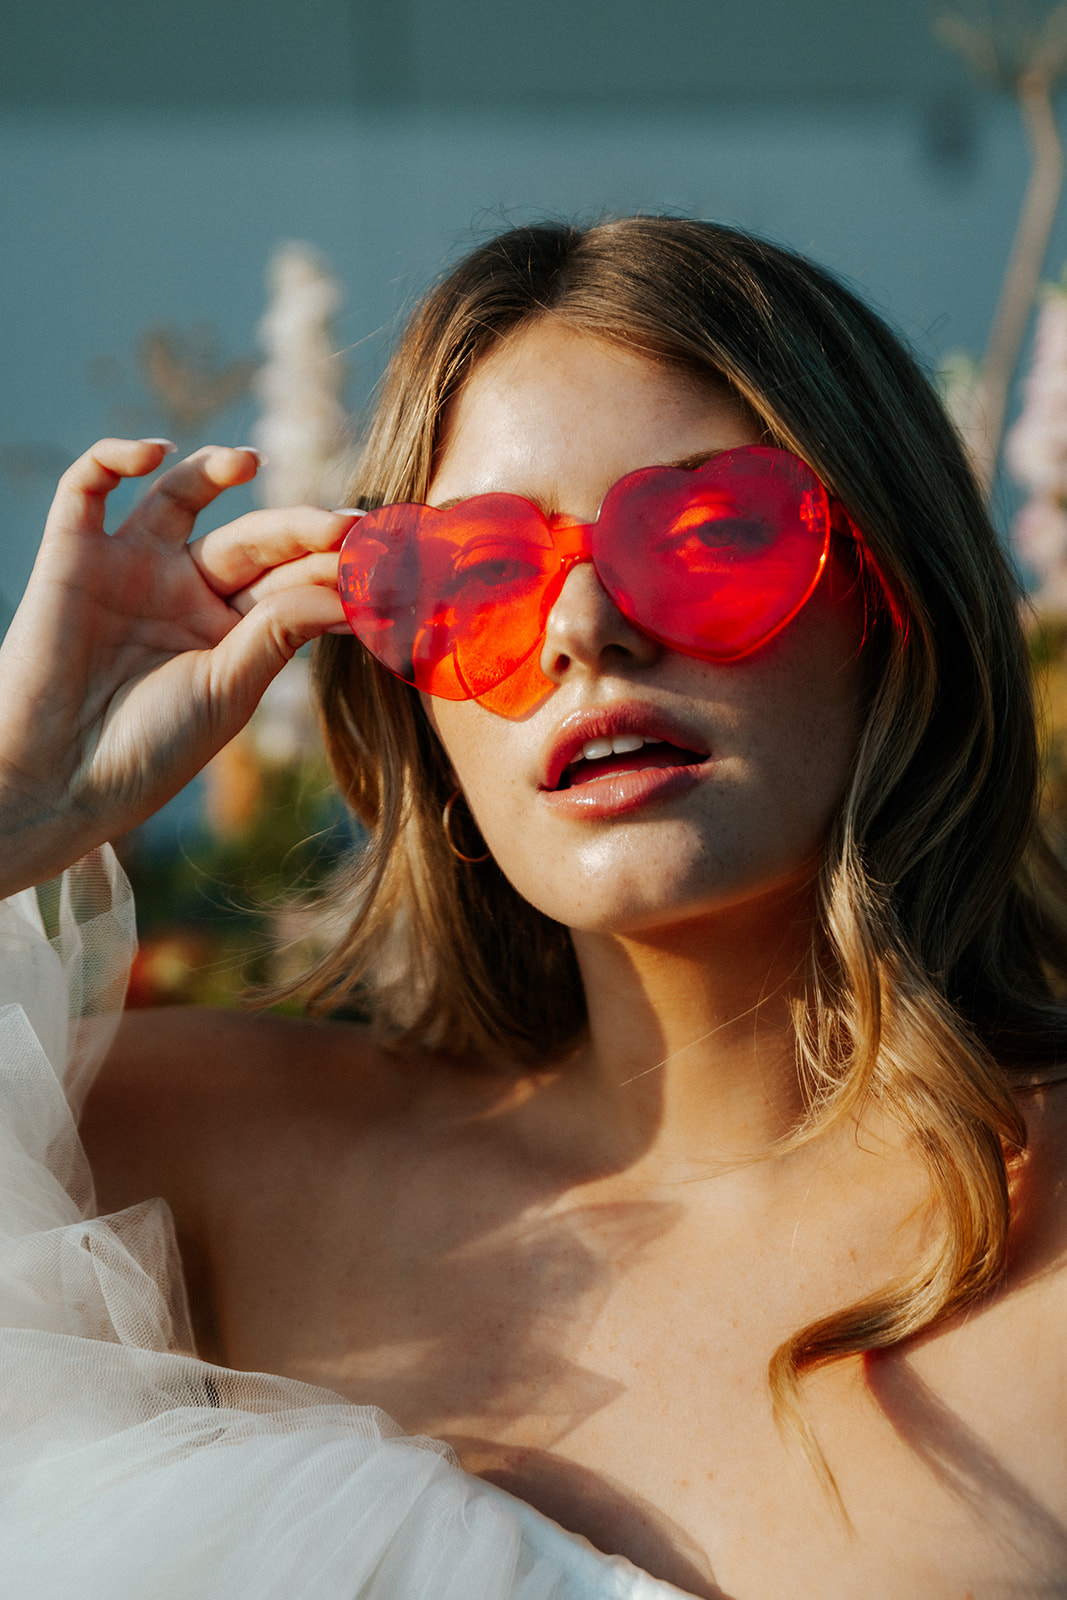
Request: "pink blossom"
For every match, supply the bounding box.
[1006,292,1067,497]
[1013,497,1067,613]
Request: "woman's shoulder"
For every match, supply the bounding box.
[92,1001,473,1111]
[79,1004,537,1365]
[96,1003,384,1094]
[80,1006,424,1221]
[87,1004,390,1120]
[80,1003,515,1220]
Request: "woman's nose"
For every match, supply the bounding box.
[539,561,661,685]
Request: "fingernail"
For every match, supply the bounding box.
[235,446,266,464]
[327,623,353,635]
[332,507,366,518]
[141,437,178,453]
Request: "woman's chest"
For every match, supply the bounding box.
[193,1166,1067,1600]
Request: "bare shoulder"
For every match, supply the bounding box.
[93,1003,395,1102]
[79,1005,515,1364]
[80,1005,410,1221]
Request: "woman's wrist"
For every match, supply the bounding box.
[0,783,101,899]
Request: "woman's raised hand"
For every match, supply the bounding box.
[0,439,356,896]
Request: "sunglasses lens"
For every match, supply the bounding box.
[339,498,557,700]
[339,448,836,714]
[471,648,557,718]
[593,449,831,660]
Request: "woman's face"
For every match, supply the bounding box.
[424,318,867,939]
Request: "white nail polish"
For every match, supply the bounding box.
[141,437,178,453]
[235,446,266,464]
[332,508,366,517]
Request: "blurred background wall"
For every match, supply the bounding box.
[2,0,1060,613]
[4,0,1065,1002]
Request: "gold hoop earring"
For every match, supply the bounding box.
[442,788,490,864]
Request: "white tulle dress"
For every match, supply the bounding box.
[0,849,697,1599]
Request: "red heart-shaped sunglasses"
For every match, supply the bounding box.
[338,445,841,719]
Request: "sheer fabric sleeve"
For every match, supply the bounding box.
[0,848,693,1600]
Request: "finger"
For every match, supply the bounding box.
[227,550,341,616]
[115,445,262,545]
[189,507,356,596]
[197,585,348,728]
[43,438,178,543]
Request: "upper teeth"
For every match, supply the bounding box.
[577,734,661,762]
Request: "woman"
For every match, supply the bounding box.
[0,218,1065,1599]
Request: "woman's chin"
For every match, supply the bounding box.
[511,855,821,945]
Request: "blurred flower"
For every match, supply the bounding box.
[1015,500,1067,611]
[1016,495,1067,566]
[252,242,358,508]
[1006,278,1067,616]
[126,934,214,1008]
[1005,289,1067,496]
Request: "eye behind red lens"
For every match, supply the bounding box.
[338,496,560,701]
[592,448,832,661]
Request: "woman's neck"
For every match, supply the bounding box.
[551,885,818,1180]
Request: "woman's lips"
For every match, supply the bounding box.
[541,709,710,791]
[562,742,702,788]
[540,743,709,817]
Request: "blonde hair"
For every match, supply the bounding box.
[287,218,1067,1482]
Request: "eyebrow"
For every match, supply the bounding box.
[431,451,718,515]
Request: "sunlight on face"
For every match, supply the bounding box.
[424,318,866,943]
